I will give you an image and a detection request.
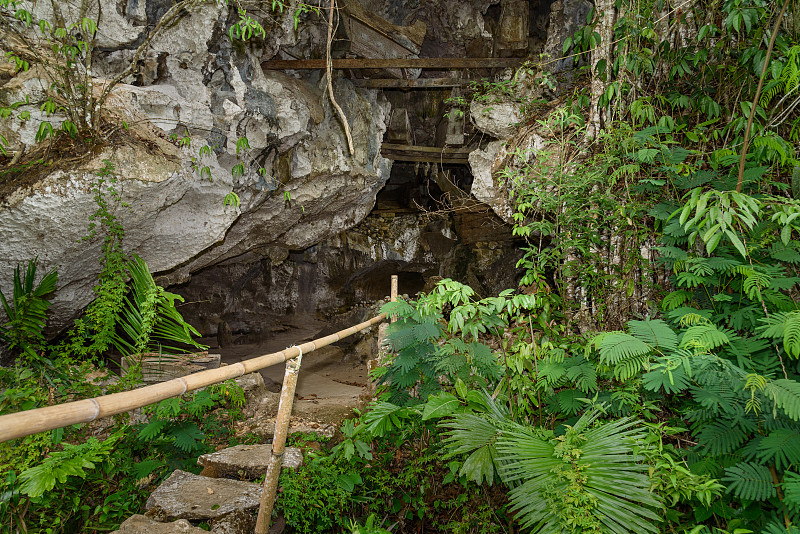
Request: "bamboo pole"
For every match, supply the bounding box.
[0,314,386,444]
[254,350,303,533]
[390,274,398,323]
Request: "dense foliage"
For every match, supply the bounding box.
[2,0,800,532]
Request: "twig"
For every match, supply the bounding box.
[736,0,790,192]
[326,0,354,156]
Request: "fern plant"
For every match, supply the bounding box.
[0,258,57,361]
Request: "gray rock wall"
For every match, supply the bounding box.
[0,0,391,331]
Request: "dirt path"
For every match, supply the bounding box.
[206,315,373,428]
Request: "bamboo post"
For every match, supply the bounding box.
[254,350,304,533]
[371,275,398,396]
[390,274,398,322]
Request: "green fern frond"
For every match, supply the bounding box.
[721,462,776,501]
[696,421,748,456]
[783,471,800,512]
[628,318,678,351]
[676,271,707,288]
[597,332,652,380]
[784,312,800,359]
[760,521,800,534]
[662,290,694,311]
[678,312,712,327]
[680,324,730,352]
[756,429,800,470]
[642,363,690,394]
[742,271,772,301]
[598,333,652,364]
[764,379,800,421]
[758,312,800,358]
[565,359,598,393]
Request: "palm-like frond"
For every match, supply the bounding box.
[442,408,661,534]
[111,255,205,356]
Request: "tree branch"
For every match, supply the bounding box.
[736,0,790,192]
[326,0,354,156]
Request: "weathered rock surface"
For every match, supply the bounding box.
[237,414,338,442]
[469,141,513,223]
[111,514,207,534]
[544,0,594,73]
[0,71,390,332]
[468,133,548,223]
[0,142,237,330]
[198,444,303,479]
[469,99,523,139]
[145,470,261,521]
[209,509,257,534]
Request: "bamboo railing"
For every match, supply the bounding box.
[0,275,399,533]
[0,313,386,443]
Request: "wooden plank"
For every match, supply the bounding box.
[350,77,474,89]
[261,57,522,70]
[381,154,469,163]
[382,143,473,154]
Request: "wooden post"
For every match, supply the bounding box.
[390,274,398,322]
[254,350,304,533]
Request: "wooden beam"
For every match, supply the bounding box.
[350,77,474,89]
[382,143,473,154]
[382,154,469,163]
[261,57,523,70]
[380,143,472,163]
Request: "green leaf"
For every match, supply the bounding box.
[459,445,495,485]
[422,392,461,420]
[627,318,678,351]
[755,429,800,470]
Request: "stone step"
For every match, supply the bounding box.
[198,444,303,480]
[112,515,207,534]
[145,470,260,524]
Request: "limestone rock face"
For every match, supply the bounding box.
[145,470,261,521]
[111,515,207,534]
[544,0,594,73]
[0,144,237,329]
[0,55,390,333]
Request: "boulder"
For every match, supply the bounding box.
[469,141,513,223]
[209,510,257,534]
[468,134,548,223]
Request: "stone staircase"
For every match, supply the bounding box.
[110,366,351,534]
[110,342,374,534]
[112,443,303,534]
